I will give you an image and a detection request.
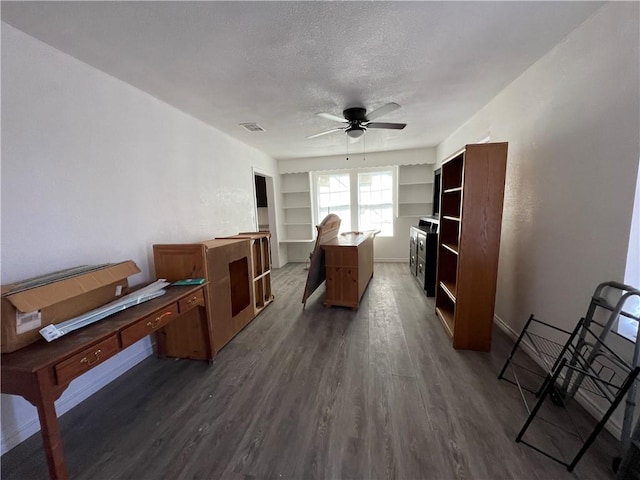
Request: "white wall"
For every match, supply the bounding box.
[0,23,279,453]
[437,2,639,335]
[436,3,639,433]
[279,148,436,262]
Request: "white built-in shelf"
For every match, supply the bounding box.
[398,202,432,218]
[281,172,311,193]
[282,189,310,194]
[399,183,433,204]
[397,163,434,218]
[281,172,314,242]
[399,180,432,186]
[283,204,311,209]
[282,191,311,209]
[398,164,433,185]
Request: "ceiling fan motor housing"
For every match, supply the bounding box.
[344,107,368,138]
[343,107,368,123]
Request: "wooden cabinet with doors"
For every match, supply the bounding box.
[322,231,375,310]
[153,239,254,354]
[434,142,508,351]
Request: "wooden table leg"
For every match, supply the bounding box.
[35,397,68,480]
[24,370,70,480]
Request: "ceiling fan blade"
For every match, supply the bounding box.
[306,127,345,139]
[366,102,401,121]
[367,122,406,130]
[317,112,348,123]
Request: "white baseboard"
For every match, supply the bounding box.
[1,343,154,455]
[285,258,407,264]
[494,314,623,440]
[493,314,519,338]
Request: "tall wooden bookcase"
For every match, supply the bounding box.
[434,143,508,351]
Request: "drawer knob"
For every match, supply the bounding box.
[80,349,102,366]
[187,295,199,305]
[147,311,172,329]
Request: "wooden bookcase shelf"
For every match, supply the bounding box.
[434,143,508,351]
[226,232,274,317]
[441,243,459,256]
[441,189,462,218]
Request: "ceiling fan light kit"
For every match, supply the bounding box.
[346,127,365,138]
[307,102,407,140]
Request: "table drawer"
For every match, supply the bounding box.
[178,289,205,313]
[55,335,120,385]
[121,303,179,348]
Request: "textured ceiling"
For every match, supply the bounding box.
[2,1,603,160]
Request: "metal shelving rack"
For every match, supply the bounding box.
[499,281,640,472]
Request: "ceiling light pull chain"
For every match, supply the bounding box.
[346,134,349,161]
[363,132,366,161]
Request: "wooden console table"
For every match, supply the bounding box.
[322,231,375,309]
[0,284,208,480]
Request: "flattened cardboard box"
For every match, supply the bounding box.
[1,261,140,353]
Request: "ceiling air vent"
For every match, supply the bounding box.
[239,122,265,132]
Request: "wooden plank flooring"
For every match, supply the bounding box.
[1,263,619,479]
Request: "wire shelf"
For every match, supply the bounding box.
[498,281,640,472]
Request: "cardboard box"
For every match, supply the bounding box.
[1,261,141,353]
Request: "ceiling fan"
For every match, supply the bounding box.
[306,102,407,140]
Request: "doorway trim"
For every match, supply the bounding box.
[251,167,280,268]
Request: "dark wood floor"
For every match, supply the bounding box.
[1,263,619,479]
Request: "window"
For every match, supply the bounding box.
[618,162,640,342]
[358,171,393,236]
[317,173,351,232]
[313,168,394,236]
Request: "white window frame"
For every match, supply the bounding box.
[312,167,396,237]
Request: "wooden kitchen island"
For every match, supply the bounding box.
[321,231,375,310]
